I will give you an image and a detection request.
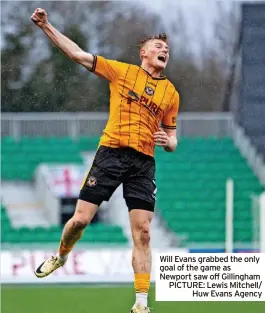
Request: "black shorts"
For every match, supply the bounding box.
[79,145,156,211]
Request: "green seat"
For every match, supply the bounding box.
[155,137,264,244]
[0,201,127,245]
[2,136,264,246]
[1,136,88,181]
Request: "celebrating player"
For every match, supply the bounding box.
[31,7,179,313]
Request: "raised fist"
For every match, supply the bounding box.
[31,8,48,28]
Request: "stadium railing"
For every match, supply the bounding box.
[1,112,233,139]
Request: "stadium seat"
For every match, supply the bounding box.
[155,137,264,245]
[1,136,85,180]
[1,136,264,246]
[0,204,128,245]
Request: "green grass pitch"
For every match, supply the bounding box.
[2,285,265,313]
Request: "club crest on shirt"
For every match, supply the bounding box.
[87,176,97,187]
[145,86,154,96]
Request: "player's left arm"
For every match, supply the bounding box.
[154,91,179,152]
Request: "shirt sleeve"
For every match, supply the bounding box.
[161,91,180,130]
[90,55,127,82]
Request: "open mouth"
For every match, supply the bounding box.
[158,55,166,63]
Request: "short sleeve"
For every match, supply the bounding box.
[161,91,180,130]
[90,55,127,82]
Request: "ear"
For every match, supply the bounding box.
[140,48,147,60]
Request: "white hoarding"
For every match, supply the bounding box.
[1,248,187,284]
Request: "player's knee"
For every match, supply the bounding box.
[72,217,89,231]
[140,226,150,246]
[142,229,150,246]
[134,222,150,246]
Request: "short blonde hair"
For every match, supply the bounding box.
[138,33,168,50]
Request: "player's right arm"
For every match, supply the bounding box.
[31,8,93,70]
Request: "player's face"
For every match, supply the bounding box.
[143,39,169,70]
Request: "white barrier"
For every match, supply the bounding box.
[0,248,187,284]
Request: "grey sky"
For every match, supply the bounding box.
[135,0,263,42]
[136,0,232,39]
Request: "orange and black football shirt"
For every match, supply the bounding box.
[90,55,180,157]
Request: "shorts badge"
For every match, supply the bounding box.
[87,176,97,187]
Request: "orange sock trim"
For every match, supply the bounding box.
[58,240,74,256]
[134,273,150,293]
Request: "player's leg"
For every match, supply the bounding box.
[35,145,121,278]
[34,199,98,278]
[129,206,153,312]
[57,199,98,261]
[124,152,156,312]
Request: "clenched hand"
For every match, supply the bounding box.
[31,8,48,28]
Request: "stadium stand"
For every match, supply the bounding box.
[156,137,264,245]
[1,204,127,244]
[1,136,128,245]
[1,136,264,246]
[238,4,265,161]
